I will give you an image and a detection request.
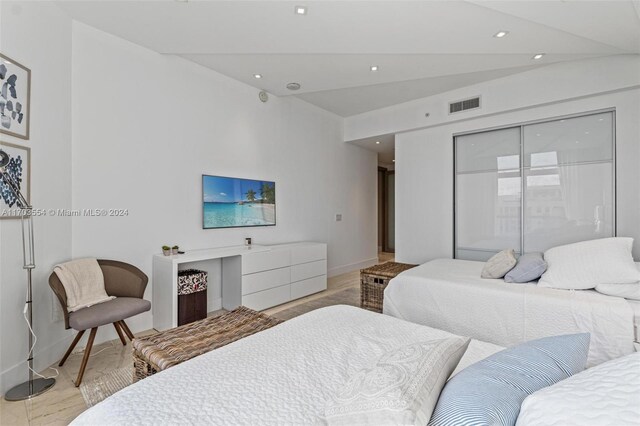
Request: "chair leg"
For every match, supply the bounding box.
[119,320,135,341]
[59,330,85,367]
[75,327,97,387]
[113,322,127,345]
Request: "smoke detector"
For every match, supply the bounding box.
[286,82,301,91]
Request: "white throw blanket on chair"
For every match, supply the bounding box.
[54,258,115,312]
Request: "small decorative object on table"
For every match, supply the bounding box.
[177,269,208,326]
[133,306,282,381]
[171,245,179,255]
[162,245,171,256]
[360,261,417,313]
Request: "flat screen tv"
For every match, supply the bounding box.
[202,175,276,229]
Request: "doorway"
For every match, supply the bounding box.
[378,167,395,253]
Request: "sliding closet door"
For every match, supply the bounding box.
[523,112,615,252]
[455,127,522,261]
[455,110,615,261]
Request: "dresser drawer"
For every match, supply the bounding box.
[242,267,290,296]
[290,244,326,265]
[242,284,290,311]
[291,275,327,300]
[242,249,290,275]
[291,260,326,283]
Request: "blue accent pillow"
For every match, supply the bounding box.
[428,333,590,426]
[504,252,548,283]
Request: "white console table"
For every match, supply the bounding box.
[152,242,327,331]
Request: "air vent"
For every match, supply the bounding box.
[449,96,481,114]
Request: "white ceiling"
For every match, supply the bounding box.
[56,0,640,118]
[350,134,396,165]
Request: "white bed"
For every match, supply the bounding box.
[383,259,637,367]
[629,300,640,343]
[72,305,503,425]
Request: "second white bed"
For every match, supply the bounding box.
[384,259,637,367]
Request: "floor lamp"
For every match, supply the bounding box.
[0,149,55,401]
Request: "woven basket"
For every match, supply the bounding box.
[360,262,417,313]
[133,306,283,381]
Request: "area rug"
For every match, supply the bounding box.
[80,367,134,408]
[271,286,360,321]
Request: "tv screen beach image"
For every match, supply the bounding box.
[202,175,276,228]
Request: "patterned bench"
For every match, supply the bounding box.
[133,306,283,381]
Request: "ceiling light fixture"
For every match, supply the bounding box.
[253,74,262,79]
[532,53,545,60]
[370,65,379,72]
[295,5,307,15]
[493,31,509,38]
[375,141,381,145]
[286,82,301,91]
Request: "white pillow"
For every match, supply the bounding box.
[481,249,517,279]
[594,262,640,300]
[538,238,640,290]
[516,352,640,426]
[324,337,470,425]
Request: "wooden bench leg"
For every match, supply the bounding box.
[113,322,127,345]
[59,330,85,367]
[119,320,135,341]
[75,327,97,387]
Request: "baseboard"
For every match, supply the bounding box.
[328,257,378,277]
[0,331,73,395]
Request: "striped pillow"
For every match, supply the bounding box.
[428,333,590,426]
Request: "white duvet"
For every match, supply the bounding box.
[384,259,636,367]
[517,352,640,426]
[72,305,502,426]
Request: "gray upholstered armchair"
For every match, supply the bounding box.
[49,259,151,386]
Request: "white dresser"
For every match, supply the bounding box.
[235,242,327,311]
[153,242,327,330]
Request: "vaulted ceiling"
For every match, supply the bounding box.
[57,0,640,117]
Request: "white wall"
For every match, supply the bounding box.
[342,56,640,264]
[71,22,377,345]
[0,2,73,393]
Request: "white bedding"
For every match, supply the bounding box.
[72,305,503,426]
[384,259,636,367]
[516,352,640,426]
[630,300,640,342]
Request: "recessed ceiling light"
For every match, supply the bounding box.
[493,31,509,38]
[295,5,307,15]
[370,65,379,72]
[532,53,545,60]
[375,141,381,144]
[253,74,262,79]
[286,82,301,91]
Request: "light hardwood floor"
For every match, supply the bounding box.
[0,253,394,425]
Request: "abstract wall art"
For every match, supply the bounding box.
[0,53,31,140]
[0,141,30,219]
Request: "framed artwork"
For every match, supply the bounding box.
[0,53,31,140]
[0,141,30,219]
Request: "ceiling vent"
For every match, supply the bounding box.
[449,96,481,114]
